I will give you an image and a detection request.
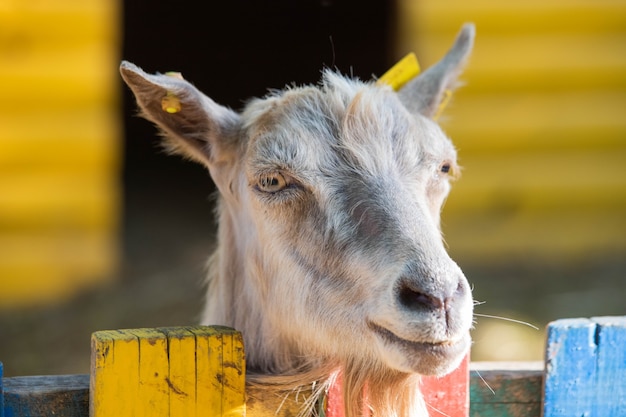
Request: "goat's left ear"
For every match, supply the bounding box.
[120,61,240,168]
[398,23,475,118]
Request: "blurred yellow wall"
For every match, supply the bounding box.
[398,0,626,263]
[0,0,120,308]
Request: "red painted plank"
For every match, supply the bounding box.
[326,354,469,417]
[325,371,345,417]
[325,371,371,417]
[422,355,470,417]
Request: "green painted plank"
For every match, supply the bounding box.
[470,363,542,417]
[470,403,540,417]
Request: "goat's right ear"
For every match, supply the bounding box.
[120,61,240,168]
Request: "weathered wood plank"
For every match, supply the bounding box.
[130,328,170,417]
[220,330,246,415]
[189,326,246,417]
[158,327,197,417]
[543,316,626,417]
[470,362,543,417]
[543,318,597,416]
[89,329,139,417]
[590,316,626,416]
[3,374,89,417]
[90,326,245,417]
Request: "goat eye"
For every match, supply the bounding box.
[257,173,287,193]
[440,163,451,174]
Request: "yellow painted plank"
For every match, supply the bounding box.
[130,329,170,417]
[410,34,626,87]
[0,268,68,309]
[207,329,225,413]
[188,326,245,417]
[189,326,246,417]
[399,0,626,36]
[0,0,120,308]
[159,328,198,417]
[91,327,245,417]
[0,2,117,43]
[442,91,626,150]
[0,234,117,270]
[0,46,118,109]
[0,175,118,230]
[445,150,626,212]
[90,330,139,417]
[445,208,626,260]
[192,326,214,416]
[0,233,118,307]
[397,2,626,92]
[0,109,119,171]
[221,330,246,416]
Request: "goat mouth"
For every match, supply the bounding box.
[368,322,469,374]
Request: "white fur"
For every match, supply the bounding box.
[121,23,476,417]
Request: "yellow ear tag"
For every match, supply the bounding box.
[377,53,453,120]
[161,92,181,114]
[165,71,184,80]
[376,52,420,91]
[161,71,184,114]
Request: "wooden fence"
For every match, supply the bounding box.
[1,316,624,417]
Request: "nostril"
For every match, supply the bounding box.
[443,281,466,309]
[398,283,444,311]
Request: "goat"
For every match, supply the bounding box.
[121,23,475,417]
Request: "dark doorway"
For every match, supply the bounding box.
[121,0,395,267]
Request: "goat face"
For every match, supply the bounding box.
[120,23,475,378]
[237,74,472,376]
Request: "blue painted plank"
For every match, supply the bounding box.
[591,316,626,416]
[3,375,88,417]
[543,318,597,416]
[543,316,626,417]
[1,361,4,417]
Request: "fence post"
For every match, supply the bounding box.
[422,354,470,417]
[543,316,626,417]
[1,361,4,417]
[90,326,245,417]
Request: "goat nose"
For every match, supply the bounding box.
[396,278,466,312]
[398,282,444,311]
